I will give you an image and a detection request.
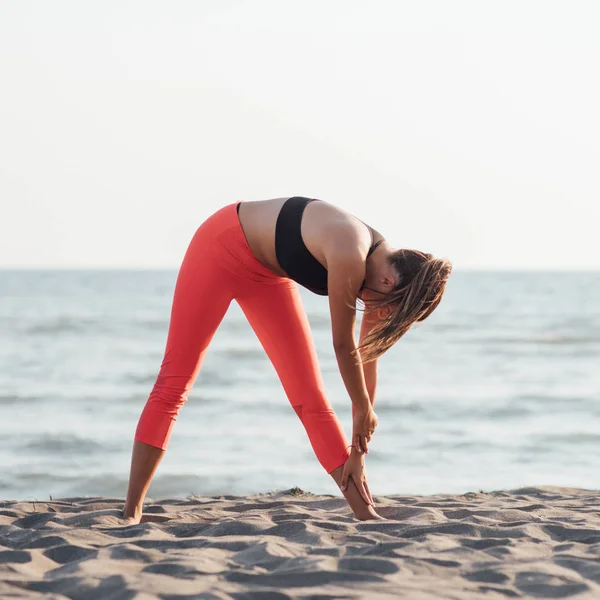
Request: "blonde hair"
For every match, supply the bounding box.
[357,249,452,362]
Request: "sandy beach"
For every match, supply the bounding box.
[1,486,599,599]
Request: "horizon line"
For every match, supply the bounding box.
[1,266,600,273]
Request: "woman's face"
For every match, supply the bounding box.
[360,286,395,320]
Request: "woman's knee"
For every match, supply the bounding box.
[287,383,331,414]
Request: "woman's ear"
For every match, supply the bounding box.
[382,273,396,290]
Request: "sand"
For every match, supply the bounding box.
[1,486,600,599]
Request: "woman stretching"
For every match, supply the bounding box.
[123,197,451,522]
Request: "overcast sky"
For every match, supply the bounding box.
[1,0,598,269]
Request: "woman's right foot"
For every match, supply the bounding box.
[355,505,385,521]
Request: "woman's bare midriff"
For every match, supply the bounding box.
[237,198,290,277]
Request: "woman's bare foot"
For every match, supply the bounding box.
[329,464,384,520]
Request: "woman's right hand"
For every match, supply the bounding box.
[340,447,374,506]
[352,408,378,454]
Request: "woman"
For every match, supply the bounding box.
[123,197,451,522]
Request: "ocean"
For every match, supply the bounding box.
[1,269,599,501]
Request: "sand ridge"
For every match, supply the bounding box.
[1,486,600,599]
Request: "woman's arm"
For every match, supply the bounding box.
[327,245,377,452]
[349,307,378,422]
[362,359,378,405]
[358,292,381,406]
[327,249,370,411]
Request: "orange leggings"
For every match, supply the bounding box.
[134,202,351,473]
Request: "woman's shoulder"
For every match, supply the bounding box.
[310,206,375,260]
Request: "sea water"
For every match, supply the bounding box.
[1,269,600,500]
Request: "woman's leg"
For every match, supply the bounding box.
[134,238,233,450]
[124,218,234,522]
[236,281,380,520]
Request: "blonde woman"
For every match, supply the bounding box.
[124,197,451,522]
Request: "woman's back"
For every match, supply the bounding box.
[238,197,374,280]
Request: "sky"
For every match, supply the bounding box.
[1,0,599,270]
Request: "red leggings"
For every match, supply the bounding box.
[134,203,351,473]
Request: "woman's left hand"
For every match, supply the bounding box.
[352,407,378,454]
[340,448,374,506]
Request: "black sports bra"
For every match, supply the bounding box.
[274,197,382,296]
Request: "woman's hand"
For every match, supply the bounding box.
[352,408,378,454]
[340,448,374,506]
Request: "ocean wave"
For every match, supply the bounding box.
[21,435,107,455]
[131,319,168,331]
[20,317,100,335]
[487,406,534,419]
[423,404,533,421]
[121,372,157,385]
[455,335,600,345]
[4,472,129,499]
[513,394,593,407]
[218,347,265,360]
[372,402,428,416]
[198,370,239,386]
[0,393,44,405]
[533,432,600,445]
[231,401,290,415]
